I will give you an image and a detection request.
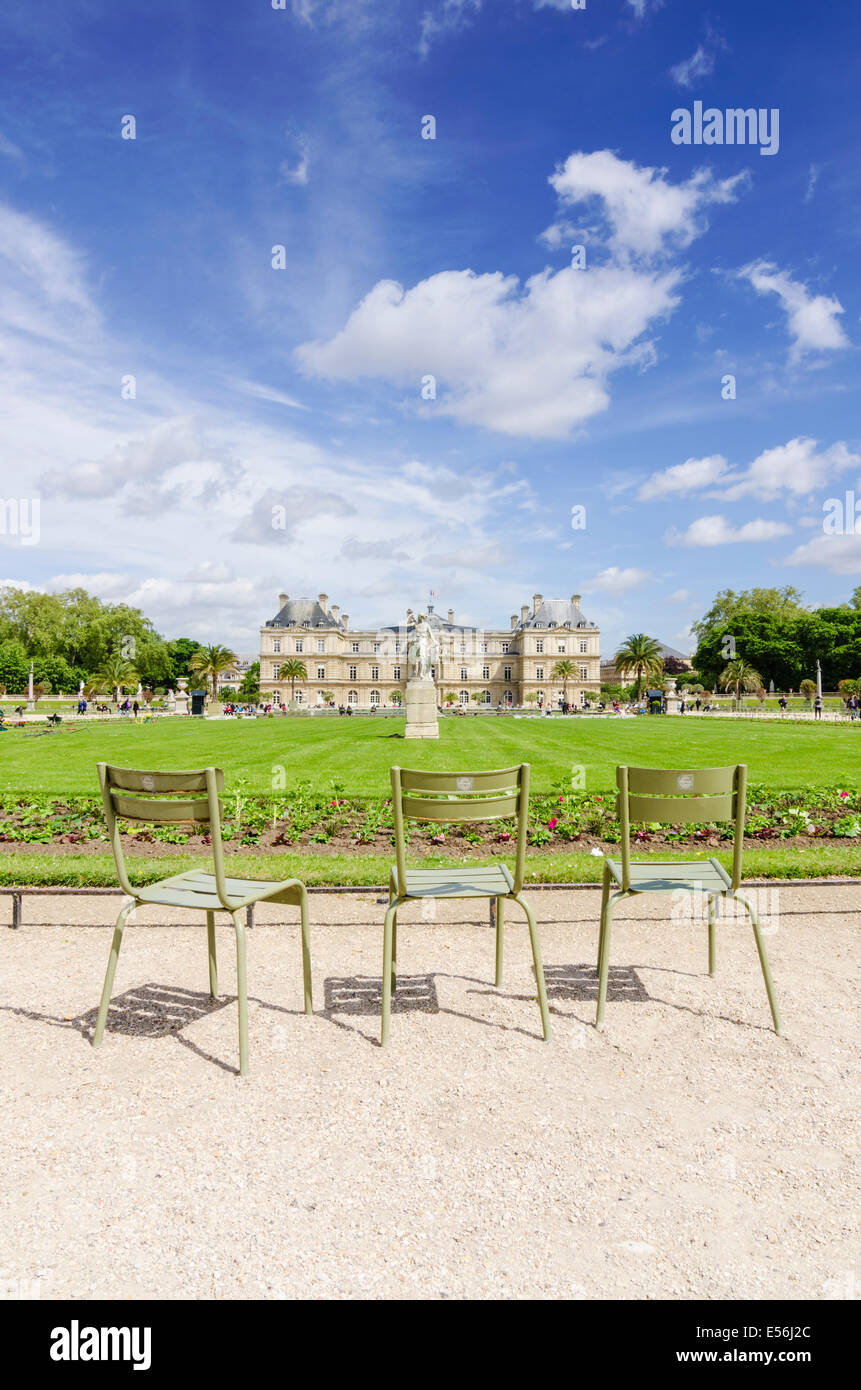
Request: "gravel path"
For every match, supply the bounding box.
[0,885,858,1300]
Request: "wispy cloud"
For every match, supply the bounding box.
[738,261,850,360]
[666,516,792,547]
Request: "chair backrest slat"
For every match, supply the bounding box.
[110,791,218,824]
[104,767,224,794]
[401,792,520,823]
[616,764,747,891]
[624,792,735,824]
[391,764,529,896]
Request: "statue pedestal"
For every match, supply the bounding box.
[404,679,439,739]
[665,677,681,715]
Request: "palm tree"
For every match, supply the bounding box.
[551,659,577,705]
[189,644,239,700]
[93,652,139,703]
[614,634,664,701]
[279,658,307,703]
[719,658,763,704]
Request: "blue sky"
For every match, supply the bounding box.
[0,0,859,654]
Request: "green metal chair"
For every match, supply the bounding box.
[382,764,552,1046]
[596,764,781,1034]
[92,764,313,1075]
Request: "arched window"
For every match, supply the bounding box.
[347,689,358,705]
[482,689,491,705]
[459,690,469,705]
[369,689,380,706]
[504,690,513,705]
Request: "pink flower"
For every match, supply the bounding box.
[839,790,849,800]
[330,800,337,807]
[499,832,511,841]
[548,818,558,829]
[431,832,445,844]
[558,795,565,803]
[596,796,603,803]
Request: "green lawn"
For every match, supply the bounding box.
[1,713,857,796]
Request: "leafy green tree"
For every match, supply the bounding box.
[692,586,805,642]
[166,638,203,683]
[237,662,260,701]
[189,644,239,699]
[718,658,763,703]
[851,585,861,611]
[390,690,405,705]
[551,659,577,703]
[614,634,664,700]
[278,658,307,703]
[0,639,30,694]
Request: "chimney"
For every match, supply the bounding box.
[521,604,529,623]
[342,613,349,630]
[318,593,328,612]
[330,604,340,624]
[532,594,543,615]
[448,608,454,625]
[571,593,581,607]
[278,592,288,610]
[511,615,518,630]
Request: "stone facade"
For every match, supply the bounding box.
[258,591,601,708]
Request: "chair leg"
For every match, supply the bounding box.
[206,910,218,998]
[92,899,137,1047]
[494,896,505,986]
[597,864,611,975]
[734,892,782,1035]
[232,912,249,1076]
[391,909,398,994]
[513,895,551,1041]
[707,894,717,977]
[298,885,313,1015]
[596,892,629,1028]
[381,903,398,1047]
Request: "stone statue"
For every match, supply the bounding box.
[408,614,439,682]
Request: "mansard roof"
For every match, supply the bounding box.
[520,597,595,630]
[265,597,342,629]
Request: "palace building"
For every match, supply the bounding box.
[258,591,601,709]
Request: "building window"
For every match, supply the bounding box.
[317,666,325,680]
[536,690,545,704]
[273,638,281,654]
[580,639,587,653]
[351,641,359,653]
[502,642,510,654]
[580,690,588,706]
[481,690,491,705]
[317,639,325,653]
[371,665,379,680]
[395,640,401,653]
[557,641,566,654]
[393,666,401,680]
[482,665,490,680]
[373,642,381,653]
[295,639,304,653]
[369,689,380,706]
[349,665,357,681]
[273,691,281,704]
[482,642,489,654]
[347,690,358,705]
[459,690,469,705]
[536,666,544,680]
[459,641,466,653]
[535,639,543,654]
[460,667,468,681]
[504,665,512,681]
[272,664,280,679]
[295,690,304,704]
[580,665,588,680]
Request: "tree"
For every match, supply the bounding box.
[166,638,203,683]
[799,679,817,704]
[551,659,576,704]
[614,634,664,700]
[718,658,763,703]
[692,586,805,642]
[851,585,861,611]
[189,644,239,699]
[525,692,540,704]
[320,689,335,706]
[93,652,139,702]
[237,662,260,702]
[278,658,307,703]
[663,655,690,676]
[471,691,486,705]
[390,690,404,705]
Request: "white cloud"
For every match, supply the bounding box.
[546,151,747,259]
[784,534,861,575]
[804,163,820,203]
[666,515,792,547]
[716,438,860,502]
[0,133,23,161]
[296,262,680,439]
[584,566,651,593]
[280,134,310,186]
[230,378,309,410]
[639,454,729,500]
[670,45,715,88]
[738,261,850,360]
[668,588,693,602]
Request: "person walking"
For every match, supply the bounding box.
[814,693,823,720]
[778,695,788,714]
[132,699,140,719]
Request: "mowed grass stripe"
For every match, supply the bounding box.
[0,714,857,796]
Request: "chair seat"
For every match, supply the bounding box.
[135,870,302,912]
[605,856,732,894]
[395,864,515,899]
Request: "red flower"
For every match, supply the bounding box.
[548,818,558,829]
